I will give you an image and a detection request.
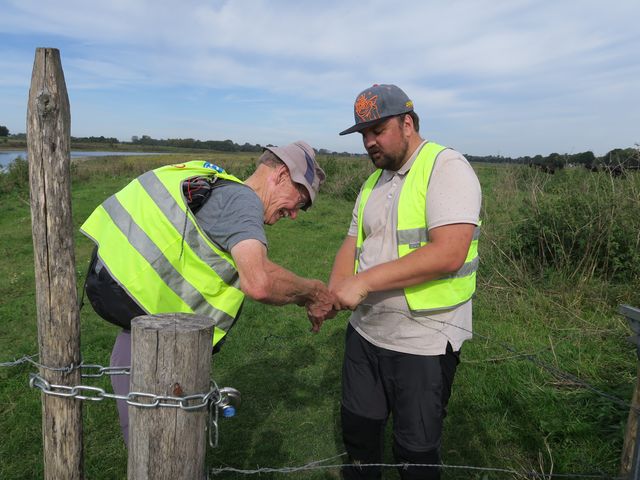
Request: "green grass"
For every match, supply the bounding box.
[0,154,638,479]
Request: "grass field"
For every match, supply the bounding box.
[0,152,638,479]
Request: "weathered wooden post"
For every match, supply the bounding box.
[620,304,640,479]
[128,314,214,480]
[27,48,83,479]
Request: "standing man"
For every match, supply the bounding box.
[329,85,481,479]
[81,141,335,444]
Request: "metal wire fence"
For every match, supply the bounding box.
[1,305,635,479]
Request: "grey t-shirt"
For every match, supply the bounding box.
[194,180,267,251]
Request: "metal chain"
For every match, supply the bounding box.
[29,372,226,448]
[208,383,220,448]
[29,373,220,411]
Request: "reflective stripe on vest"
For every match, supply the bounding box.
[355,142,480,314]
[80,161,246,345]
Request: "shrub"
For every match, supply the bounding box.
[511,168,640,281]
[318,155,373,202]
[0,156,29,194]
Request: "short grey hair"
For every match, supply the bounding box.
[257,149,285,167]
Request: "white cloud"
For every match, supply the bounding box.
[1,0,639,155]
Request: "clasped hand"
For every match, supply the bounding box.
[305,275,369,332]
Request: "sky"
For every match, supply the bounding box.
[1,0,639,158]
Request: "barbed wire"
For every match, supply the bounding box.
[358,303,638,413]
[208,452,621,479]
[3,311,634,414]
[2,307,636,474]
[0,354,79,373]
[0,354,130,377]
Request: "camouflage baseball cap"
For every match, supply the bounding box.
[339,84,414,135]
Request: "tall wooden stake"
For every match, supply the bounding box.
[128,314,214,480]
[27,47,83,479]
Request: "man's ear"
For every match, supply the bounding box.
[275,164,290,185]
[402,114,414,135]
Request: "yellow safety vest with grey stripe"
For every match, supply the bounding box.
[80,160,245,346]
[355,142,480,313]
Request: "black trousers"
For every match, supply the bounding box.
[84,247,145,329]
[341,324,460,480]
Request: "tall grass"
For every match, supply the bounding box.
[0,156,29,194]
[511,167,639,282]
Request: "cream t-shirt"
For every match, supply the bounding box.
[347,140,482,355]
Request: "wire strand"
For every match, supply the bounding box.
[358,303,636,412]
[208,454,622,478]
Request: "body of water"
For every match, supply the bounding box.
[0,150,161,168]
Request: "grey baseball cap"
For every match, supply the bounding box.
[264,141,326,210]
[339,84,414,135]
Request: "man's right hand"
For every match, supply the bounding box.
[305,282,339,332]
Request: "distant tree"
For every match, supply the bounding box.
[131,135,139,143]
[571,151,596,169]
[0,125,9,137]
[603,148,636,166]
[71,135,119,144]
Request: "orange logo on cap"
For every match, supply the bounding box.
[355,93,380,122]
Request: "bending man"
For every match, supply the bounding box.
[81,141,335,444]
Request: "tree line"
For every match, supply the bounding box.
[466,147,640,174]
[1,124,638,172]
[0,128,265,152]
[130,135,263,152]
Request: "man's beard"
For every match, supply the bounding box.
[367,139,409,171]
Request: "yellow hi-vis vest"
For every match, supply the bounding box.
[80,160,246,346]
[355,142,480,313]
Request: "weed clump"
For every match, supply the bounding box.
[511,168,640,281]
[0,156,29,195]
[318,155,373,202]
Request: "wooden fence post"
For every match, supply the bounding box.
[620,304,640,479]
[27,48,83,479]
[128,314,214,480]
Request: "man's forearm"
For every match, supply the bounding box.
[328,236,357,289]
[260,260,325,306]
[352,223,476,294]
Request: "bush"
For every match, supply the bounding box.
[318,155,373,202]
[0,156,29,194]
[511,168,640,281]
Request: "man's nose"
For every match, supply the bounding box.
[362,131,376,148]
